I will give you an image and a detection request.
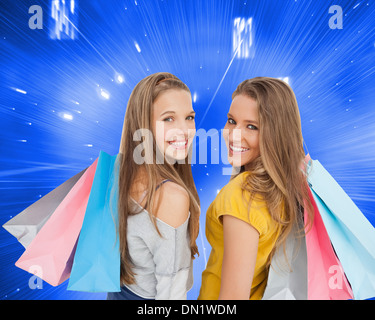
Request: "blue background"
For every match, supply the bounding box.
[0,0,374,300]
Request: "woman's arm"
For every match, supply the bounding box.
[151,182,191,300]
[218,215,260,300]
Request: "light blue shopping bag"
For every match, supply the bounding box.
[68,151,121,292]
[306,157,375,300]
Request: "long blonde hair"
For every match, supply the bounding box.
[232,77,314,266]
[118,72,200,285]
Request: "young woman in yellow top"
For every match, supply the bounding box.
[198,77,314,300]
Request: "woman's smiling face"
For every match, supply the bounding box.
[152,89,196,162]
[223,94,260,169]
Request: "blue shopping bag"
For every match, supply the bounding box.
[68,151,121,292]
[306,157,375,300]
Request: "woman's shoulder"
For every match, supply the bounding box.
[213,172,270,235]
[154,180,190,229]
[215,172,267,213]
[218,171,251,197]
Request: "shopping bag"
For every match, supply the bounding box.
[14,158,98,286]
[3,168,87,248]
[262,225,308,300]
[306,155,375,300]
[68,151,120,292]
[304,187,353,300]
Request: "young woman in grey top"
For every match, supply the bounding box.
[107,72,200,300]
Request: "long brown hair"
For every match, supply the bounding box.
[232,77,314,266]
[117,72,200,285]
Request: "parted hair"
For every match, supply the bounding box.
[232,77,314,267]
[118,72,200,285]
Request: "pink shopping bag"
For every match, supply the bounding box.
[304,186,353,300]
[15,158,98,286]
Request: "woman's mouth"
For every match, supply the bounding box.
[229,143,250,154]
[168,139,188,150]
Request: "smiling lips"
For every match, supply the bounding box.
[229,143,250,154]
[168,139,188,149]
[168,141,249,152]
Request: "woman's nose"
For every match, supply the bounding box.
[230,128,243,143]
[178,119,191,136]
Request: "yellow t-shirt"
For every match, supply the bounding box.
[198,172,282,300]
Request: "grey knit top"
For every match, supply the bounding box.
[124,199,193,300]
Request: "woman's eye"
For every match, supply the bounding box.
[186,115,195,120]
[227,118,236,125]
[163,117,173,122]
[247,124,258,130]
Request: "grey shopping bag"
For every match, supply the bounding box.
[3,168,86,248]
[262,226,307,300]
